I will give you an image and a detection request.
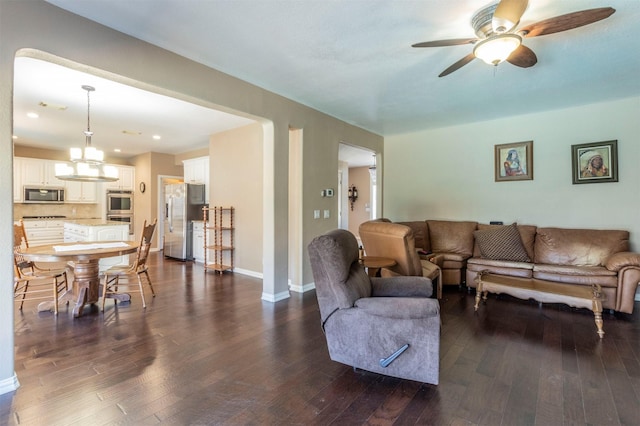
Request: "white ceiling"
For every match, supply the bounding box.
[13,57,256,159]
[15,1,640,162]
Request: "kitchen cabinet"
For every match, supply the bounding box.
[183,156,209,203]
[65,180,98,203]
[105,165,135,191]
[192,221,207,264]
[20,157,64,187]
[21,219,65,246]
[64,220,130,270]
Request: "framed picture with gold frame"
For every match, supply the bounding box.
[495,141,533,182]
[571,140,618,184]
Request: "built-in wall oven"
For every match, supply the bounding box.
[106,190,134,234]
[107,214,134,235]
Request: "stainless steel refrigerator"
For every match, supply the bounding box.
[163,183,206,260]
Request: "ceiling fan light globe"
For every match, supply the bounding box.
[473,33,522,65]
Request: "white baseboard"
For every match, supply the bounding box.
[262,290,290,303]
[289,282,316,293]
[0,373,20,396]
[233,268,263,279]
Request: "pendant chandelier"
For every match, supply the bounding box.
[55,85,118,182]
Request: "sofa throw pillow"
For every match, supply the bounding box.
[473,223,531,262]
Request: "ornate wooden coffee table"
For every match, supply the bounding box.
[474,271,606,338]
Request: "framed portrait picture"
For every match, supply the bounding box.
[571,140,618,184]
[495,141,533,182]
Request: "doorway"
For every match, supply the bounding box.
[338,143,379,237]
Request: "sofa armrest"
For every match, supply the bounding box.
[371,276,433,298]
[355,296,440,319]
[605,251,640,272]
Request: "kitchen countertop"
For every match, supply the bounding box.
[64,219,128,226]
[20,217,127,226]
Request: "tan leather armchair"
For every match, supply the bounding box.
[359,220,443,299]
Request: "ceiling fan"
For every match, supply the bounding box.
[412,0,615,77]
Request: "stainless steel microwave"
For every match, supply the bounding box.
[106,190,133,214]
[23,186,65,203]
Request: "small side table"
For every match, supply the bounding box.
[360,256,397,277]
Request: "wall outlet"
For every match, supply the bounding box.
[325,188,334,197]
[313,210,320,219]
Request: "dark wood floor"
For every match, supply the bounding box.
[2,253,640,425]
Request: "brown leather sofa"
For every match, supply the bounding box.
[396,220,477,287]
[381,219,640,314]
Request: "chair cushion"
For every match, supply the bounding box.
[314,230,360,284]
[354,297,439,319]
[473,223,531,262]
[396,221,430,252]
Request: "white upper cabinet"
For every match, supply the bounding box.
[183,156,209,203]
[105,165,135,191]
[65,180,98,203]
[20,157,64,187]
[183,157,209,185]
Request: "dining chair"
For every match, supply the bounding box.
[13,221,69,315]
[101,218,157,311]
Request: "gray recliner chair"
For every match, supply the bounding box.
[308,229,440,385]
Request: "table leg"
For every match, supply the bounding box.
[592,299,605,339]
[72,260,100,318]
[474,279,483,311]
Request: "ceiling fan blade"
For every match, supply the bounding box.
[520,7,615,38]
[412,38,476,48]
[439,53,476,77]
[493,0,529,33]
[507,45,537,68]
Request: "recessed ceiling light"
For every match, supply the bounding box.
[12,135,18,140]
[114,148,121,153]
[27,112,39,118]
[38,101,67,110]
[121,130,142,136]
[152,135,161,140]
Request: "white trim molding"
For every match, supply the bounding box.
[289,281,316,293]
[0,373,20,396]
[262,290,290,303]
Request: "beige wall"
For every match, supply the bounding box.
[14,144,132,165]
[175,148,210,165]
[347,166,372,238]
[210,123,263,274]
[0,0,383,388]
[130,151,184,248]
[385,97,640,251]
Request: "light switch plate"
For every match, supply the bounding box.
[323,209,330,219]
[313,210,320,219]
